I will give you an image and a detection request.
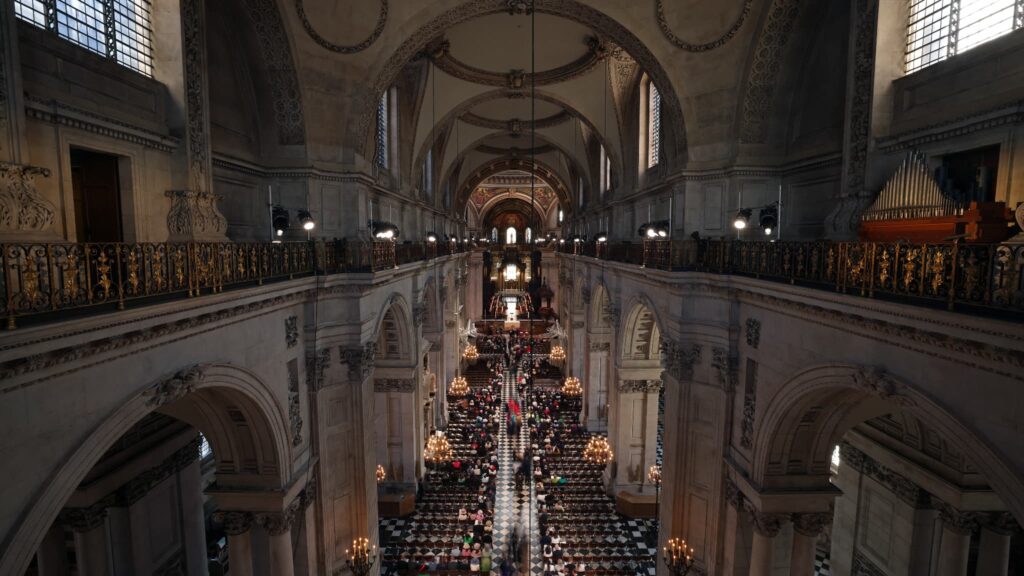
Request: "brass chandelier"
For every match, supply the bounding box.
[449,375,470,397]
[662,538,695,576]
[562,376,582,397]
[423,431,454,464]
[463,344,479,362]
[376,464,387,483]
[582,435,614,466]
[549,345,566,362]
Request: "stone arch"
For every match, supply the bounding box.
[752,363,1024,522]
[374,293,415,363]
[420,275,442,333]
[620,297,663,362]
[588,280,613,334]
[0,363,291,575]
[454,156,574,215]
[359,0,687,165]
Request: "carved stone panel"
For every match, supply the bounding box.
[285,315,299,348]
[0,162,56,239]
[617,379,662,393]
[374,378,416,393]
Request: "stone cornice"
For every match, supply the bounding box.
[24,95,179,152]
[878,101,1024,153]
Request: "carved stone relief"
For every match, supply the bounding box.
[180,0,212,194]
[241,0,306,144]
[793,512,832,537]
[589,342,610,352]
[851,367,915,407]
[840,442,928,508]
[659,340,702,381]
[287,359,303,446]
[213,511,254,535]
[145,366,205,407]
[306,347,331,391]
[744,502,789,537]
[739,0,801,143]
[340,342,377,384]
[740,361,756,449]
[285,315,299,348]
[745,318,761,349]
[0,162,55,238]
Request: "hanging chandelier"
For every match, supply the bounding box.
[582,435,614,466]
[463,345,479,363]
[449,375,470,397]
[662,538,695,576]
[346,537,378,576]
[376,464,387,483]
[648,464,662,486]
[562,376,582,397]
[423,431,454,464]
[549,345,566,362]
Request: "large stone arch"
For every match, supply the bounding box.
[620,297,663,362]
[0,363,291,575]
[752,363,1024,522]
[454,156,574,215]
[373,293,416,363]
[588,280,613,334]
[358,0,687,165]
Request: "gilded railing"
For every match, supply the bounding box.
[560,239,1024,317]
[2,240,469,328]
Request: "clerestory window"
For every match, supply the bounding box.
[906,0,1023,74]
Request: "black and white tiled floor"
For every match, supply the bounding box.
[815,549,832,576]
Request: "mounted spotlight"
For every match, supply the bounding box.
[297,210,315,231]
[272,205,290,238]
[595,232,608,243]
[425,232,438,243]
[759,204,778,236]
[567,234,584,243]
[733,208,752,230]
[368,220,400,240]
[638,221,670,239]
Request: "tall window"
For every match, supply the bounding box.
[558,209,564,224]
[525,227,532,243]
[375,91,390,170]
[647,82,662,169]
[423,149,433,197]
[15,0,154,76]
[505,227,517,244]
[906,0,1022,74]
[600,146,611,194]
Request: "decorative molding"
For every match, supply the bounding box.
[340,342,377,383]
[601,302,620,327]
[287,360,303,446]
[507,0,532,15]
[840,442,929,508]
[793,512,832,537]
[851,367,916,407]
[256,511,293,536]
[659,340,702,381]
[980,512,1021,535]
[413,302,427,327]
[285,315,299,348]
[144,366,205,407]
[165,190,228,242]
[0,162,56,237]
[306,347,331,391]
[295,0,387,54]
[374,378,416,392]
[589,341,610,352]
[878,102,1024,153]
[461,110,571,132]
[24,96,178,152]
[241,0,306,144]
[655,0,754,52]
[426,35,611,88]
[710,347,737,390]
[745,318,761,349]
[59,504,109,533]
[739,0,800,143]
[213,510,254,535]
[744,503,788,537]
[571,320,585,329]
[617,379,661,393]
[724,477,744,509]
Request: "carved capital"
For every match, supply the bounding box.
[711,347,737,390]
[507,0,533,15]
[412,302,427,327]
[744,503,788,537]
[165,190,228,242]
[981,512,1021,535]
[60,503,110,533]
[938,502,980,535]
[724,478,744,509]
[659,340,702,381]
[589,341,610,352]
[793,512,832,537]
[306,347,331,391]
[256,511,293,536]
[214,510,254,535]
[0,162,56,239]
[145,365,204,407]
[340,342,376,384]
[285,316,299,348]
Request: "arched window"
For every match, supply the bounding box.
[906,0,1021,74]
[525,227,533,243]
[375,91,390,169]
[647,81,662,168]
[558,209,564,224]
[600,147,611,194]
[15,0,154,75]
[491,227,499,242]
[423,149,433,197]
[505,227,517,244]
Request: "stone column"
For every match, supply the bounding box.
[61,508,110,576]
[909,505,939,572]
[586,342,610,431]
[36,522,69,576]
[260,513,296,576]
[745,506,787,576]
[105,506,134,575]
[936,504,975,576]
[179,460,209,576]
[790,513,830,576]
[976,513,1017,576]
[720,479,743,576]
[215,511,255,576]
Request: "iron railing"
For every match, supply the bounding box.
[1,240,468,328]
[559,239,1024,317]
